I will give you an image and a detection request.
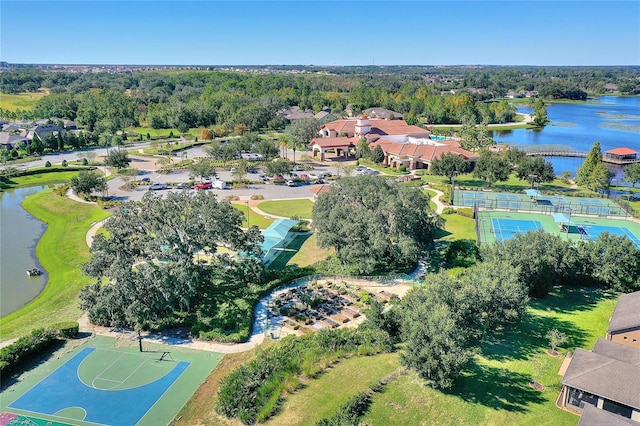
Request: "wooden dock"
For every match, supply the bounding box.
[526,151,640,164]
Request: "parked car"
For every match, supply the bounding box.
[355,165,367,172]
[290,172,299,178]
[141,177,151,182]
[258,174,269,181]
[286,180,296,187]
[308,173,319,180]
[176,182,192,189]
[148,183,167,190]
[230,167,237,173]
[293,164,304,171]
[194,182,212,190]
[247,167,258,174]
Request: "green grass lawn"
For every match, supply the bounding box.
[231,202,275,229]
[257,199,314,219]
[126,126,200,139]
[422,188,439,211]
[434,212,477,241]
[0,189,111,340]
[266,286,616,426]
[0,170,82,190]
[0,91,47,111]
[266,352,400,425]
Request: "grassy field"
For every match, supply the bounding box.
[126,126,200,139]
[0,189,111,340]
[435,212,477,241]
[262,286,616,426]
[257,199,314,219]
[267,233,334,270]
[0,170,81,190]
[0,91,47,111]
[266,353,400,425]
[231,202,276,229]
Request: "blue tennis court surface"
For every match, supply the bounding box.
[462,191,485,199]
[9,347,190,426]
[577,224,640,247]
[579,199,604,205]
[496,194,520,200]
[492,218,543,241]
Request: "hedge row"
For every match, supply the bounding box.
[0,322,79,377]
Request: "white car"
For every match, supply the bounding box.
[308,173,319,180]
[148,183,167,190]
[286,180,296,187]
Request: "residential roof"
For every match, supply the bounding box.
[321,118,427,137]
[593,338,640,364]
[606,147,638,156]
[361,107,404,120]
[608,290,640,333]
[0,133,29,146]
[309,184,331,197]
[562,346,640,409]
[578,404,638,426]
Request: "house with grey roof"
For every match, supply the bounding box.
[26,124,64,142]
[559,338,640,422]
[0,133,30,150]
[361,107,403,120]
[579,404,639,426]
[606,291,640,348]
[282,106,315,122]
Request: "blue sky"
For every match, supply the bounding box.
[2,1,639,66]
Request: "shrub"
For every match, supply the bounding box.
[251,194,265,200]
[61,159,68,167]
[82,158,89,166]
[53,321,79,338]
[53,182,71,196]
[414,169,427,176]
[457,207,474,218]
[45,160,52,167]
[0,328,58,377]
[398,165,407,172]
[441,207,455,215]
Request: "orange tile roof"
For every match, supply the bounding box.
[311,136,356,148]
[606,147,638,155]
[310,185,331,196]
[369,138,477,162]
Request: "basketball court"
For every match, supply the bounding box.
[1,335,222,426]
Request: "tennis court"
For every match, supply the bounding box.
[476,210,640,247]
[1,335,222,426]
[576,223,640,246]
[491,218,543,241]
[453,189,628,217]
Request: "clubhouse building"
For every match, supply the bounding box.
[310,115,477,170]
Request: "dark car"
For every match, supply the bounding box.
[176,182,193,189]
[141,177,151,182]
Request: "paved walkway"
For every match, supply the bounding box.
[422,186,449,214]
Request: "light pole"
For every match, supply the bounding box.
[451,171,458,205]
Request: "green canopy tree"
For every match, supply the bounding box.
[516,156,555,186]
[70,170,107,195]
[80,191,264,330]
[473,149,511,187]
[104,148,131,170]
[372,145,385,164]
[286,117,320,150]
[531,98,549,127]
[623,163,640,187]
[312,175,440,274]
[188,158,217,182]
[576,142,611,191]
[430,152,468,183]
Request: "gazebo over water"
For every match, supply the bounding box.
[603,148,639,164]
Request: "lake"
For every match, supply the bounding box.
[0,186,49,316]
[492,96,640,178]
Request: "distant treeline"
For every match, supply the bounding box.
[1,66,638,132]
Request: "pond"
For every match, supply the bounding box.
[0,186,50,316]
[492,96,640,178]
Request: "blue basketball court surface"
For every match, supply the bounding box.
[8,347,190,425]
